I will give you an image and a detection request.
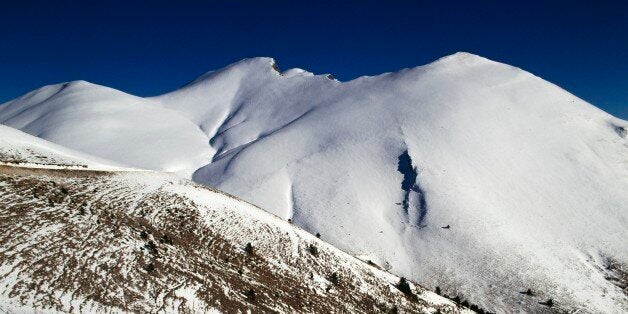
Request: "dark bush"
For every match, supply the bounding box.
[245,242,254,255]
[329,272,340,285]
[159,234,173,244]
[309,244,319,256]
[520,288,533,296]
[539,299,553,307]
[245,289,256,302]
[396,277,412,295]
[435,286,441,295]
[452,295,460,304]
[145,240,157,255]
[145,263,155,272]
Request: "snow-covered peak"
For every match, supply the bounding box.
[186,57,280,86]
[0,80,213,178]
[433,51,492,64]
[282,68,315,78]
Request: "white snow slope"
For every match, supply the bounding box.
[0,124,125,171]
[1,52,627,312]
[0,81,212,177]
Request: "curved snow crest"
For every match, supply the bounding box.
[282,68,314,78]
[1,52,627,312]
[0,124,129,171]
[0,80,213,178]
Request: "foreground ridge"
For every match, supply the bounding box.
[0,136,468,313]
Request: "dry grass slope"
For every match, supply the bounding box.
[0,164,466,313]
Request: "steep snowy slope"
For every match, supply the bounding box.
[0,81,212,177]
[176,54,628,312]
[0,138,466,313]
[2,53,627,312]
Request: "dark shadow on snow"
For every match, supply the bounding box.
[397,150,428,226]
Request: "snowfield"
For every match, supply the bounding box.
[0,124,127,171]
[1,52,627,312]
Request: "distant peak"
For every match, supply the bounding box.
[186,57,279,86]
[432,51,491,65]
[282,68,314,78]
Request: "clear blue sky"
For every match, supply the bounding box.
[1,0,626,118]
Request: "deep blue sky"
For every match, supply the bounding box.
[1,1,626,118]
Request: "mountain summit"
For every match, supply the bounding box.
[1,53,627,312]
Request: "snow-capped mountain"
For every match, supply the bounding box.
[1,52,626,312]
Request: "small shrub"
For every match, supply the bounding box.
[159,234,173,245]
[145,263,155,272]
[329,272,340,285]
[245,242,254,255]
[245,289,256,302]
[145,240,157,255]
[140,231,148,239]
[389,305,399,314]
[396,277,412,295]
[316,232,321,238]
[435,286,441,295]
[520,288,533,296]
[308,244,319,256]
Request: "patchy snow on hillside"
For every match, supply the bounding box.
[0,162,466,313]
[1,52,627,312]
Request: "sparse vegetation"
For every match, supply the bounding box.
[245,289,256,302]
[159,234,173,244]
[144,240,158,255]
[0,163,464,313]
[145,263,155,272]
[520,288,533,296]
[329,272,340,285]
[245,242,254,255]
[396,277,412,295]
[539,298,553,307]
